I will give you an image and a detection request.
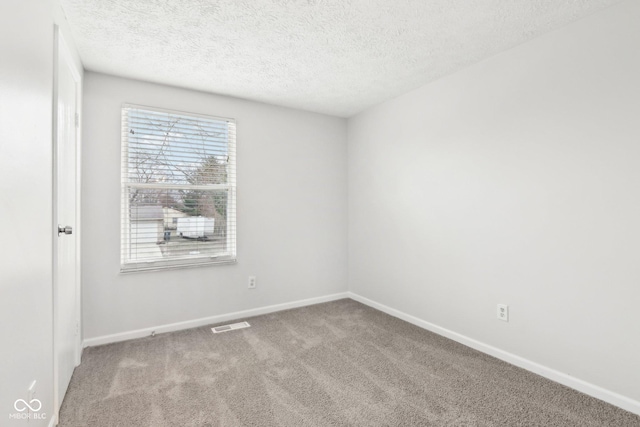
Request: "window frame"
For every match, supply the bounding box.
[120,103,237,273]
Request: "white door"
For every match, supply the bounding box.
[54,28,81,414]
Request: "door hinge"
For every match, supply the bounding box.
[75,112,79,128]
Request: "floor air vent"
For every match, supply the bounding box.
[211,321,251,334]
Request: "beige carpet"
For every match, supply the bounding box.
[59,299,640,426]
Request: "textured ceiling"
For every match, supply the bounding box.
[61,0,622,117]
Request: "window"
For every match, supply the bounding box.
[121,104,236,272]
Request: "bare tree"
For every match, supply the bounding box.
[126,112,230,238]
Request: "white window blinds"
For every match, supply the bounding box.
[121,104,236,272]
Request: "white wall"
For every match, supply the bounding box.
[0,1,82,425]
[82,72,348,341]
[348,0,640,406]
[0,2,54,425]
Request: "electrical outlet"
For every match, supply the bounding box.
[497,304,509,322]
[248,276,256,289]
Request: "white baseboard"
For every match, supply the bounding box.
[347,292,640,416]
[83,292,349,348]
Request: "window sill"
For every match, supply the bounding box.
[120,257,237,274]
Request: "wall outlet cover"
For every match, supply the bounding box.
[497,304,509,322]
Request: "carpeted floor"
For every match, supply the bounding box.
[59,299,640,426]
